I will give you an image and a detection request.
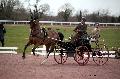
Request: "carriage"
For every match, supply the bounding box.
[22,18,109,66]
[53,35,109,66]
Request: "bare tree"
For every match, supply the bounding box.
[91,12,99,22]
[58,3,74,21]
[99,9,110,22]
[0,0,20,19]
[12,6,28,20]
[39,4,50,18]
[82,9,89,16]
[85,9,112,22]
[26,0,50,20]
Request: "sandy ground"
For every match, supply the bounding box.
[0,54,120,79]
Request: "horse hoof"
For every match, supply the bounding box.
[33,53,35,56]
[22,56,25,59]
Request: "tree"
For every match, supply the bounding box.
[0,0,23,19]
[82,9,89,16]
[63,8,72,21]
[111,16,116,23]
[12,7,28,20]
[99,9,110,22]
[117,16,120,22]
[76,10,82,22]
[85,9,112,22]
[39,4,50,18]
[58,3,74,21]
[91,12,98,22]
[0,2,4,19]
[57,11,64,21]
[26,0,50,20]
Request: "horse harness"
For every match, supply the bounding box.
[30,28,48,39]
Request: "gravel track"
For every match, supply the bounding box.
[0,54,120,79]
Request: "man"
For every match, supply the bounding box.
[71,17,88,45]
[70,17,92,51]
[74,17,87,34]
[92,23,100,43]
[0,23,6,47]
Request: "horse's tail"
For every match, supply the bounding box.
[58,32,64,41]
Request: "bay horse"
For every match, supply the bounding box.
[22,19,64,63]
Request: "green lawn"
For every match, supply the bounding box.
[4,25,30,53]
[100,28,120,48]
[2,24,120,53]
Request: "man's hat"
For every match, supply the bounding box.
[81,17,86,21]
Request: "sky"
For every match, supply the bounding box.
[21,0,120,16]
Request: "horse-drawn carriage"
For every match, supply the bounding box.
[22,19,109,66]
[54,34,109,66]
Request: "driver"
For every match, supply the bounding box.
[70,17,92,51]
[74,17,87,35]
[71,17,87,44]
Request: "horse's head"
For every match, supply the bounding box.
[29,19,39,29]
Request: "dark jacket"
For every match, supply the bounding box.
[74,23,87,35]
[0,24,6,40]
[70,23,88,45]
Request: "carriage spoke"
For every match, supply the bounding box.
[93,44,109,65]
[54,45,68,64]
[74,46,90,66]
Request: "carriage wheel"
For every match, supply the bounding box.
[74,46,90,66]
[54,44,68,64]
[92,44,109,65]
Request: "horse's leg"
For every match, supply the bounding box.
[32,45,38,56]
[41,44,50,64]
[49,44,55,55]
[22,41,31,59]
[45,44,51,58]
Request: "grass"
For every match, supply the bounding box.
[2,24,120,53]
[4,25,31,53]
[100,28,120,49]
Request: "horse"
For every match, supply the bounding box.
[22,19,64,63]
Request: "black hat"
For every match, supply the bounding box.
[81,17,86,21]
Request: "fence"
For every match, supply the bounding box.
[0,20,120,26]
[0,47,18,54]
